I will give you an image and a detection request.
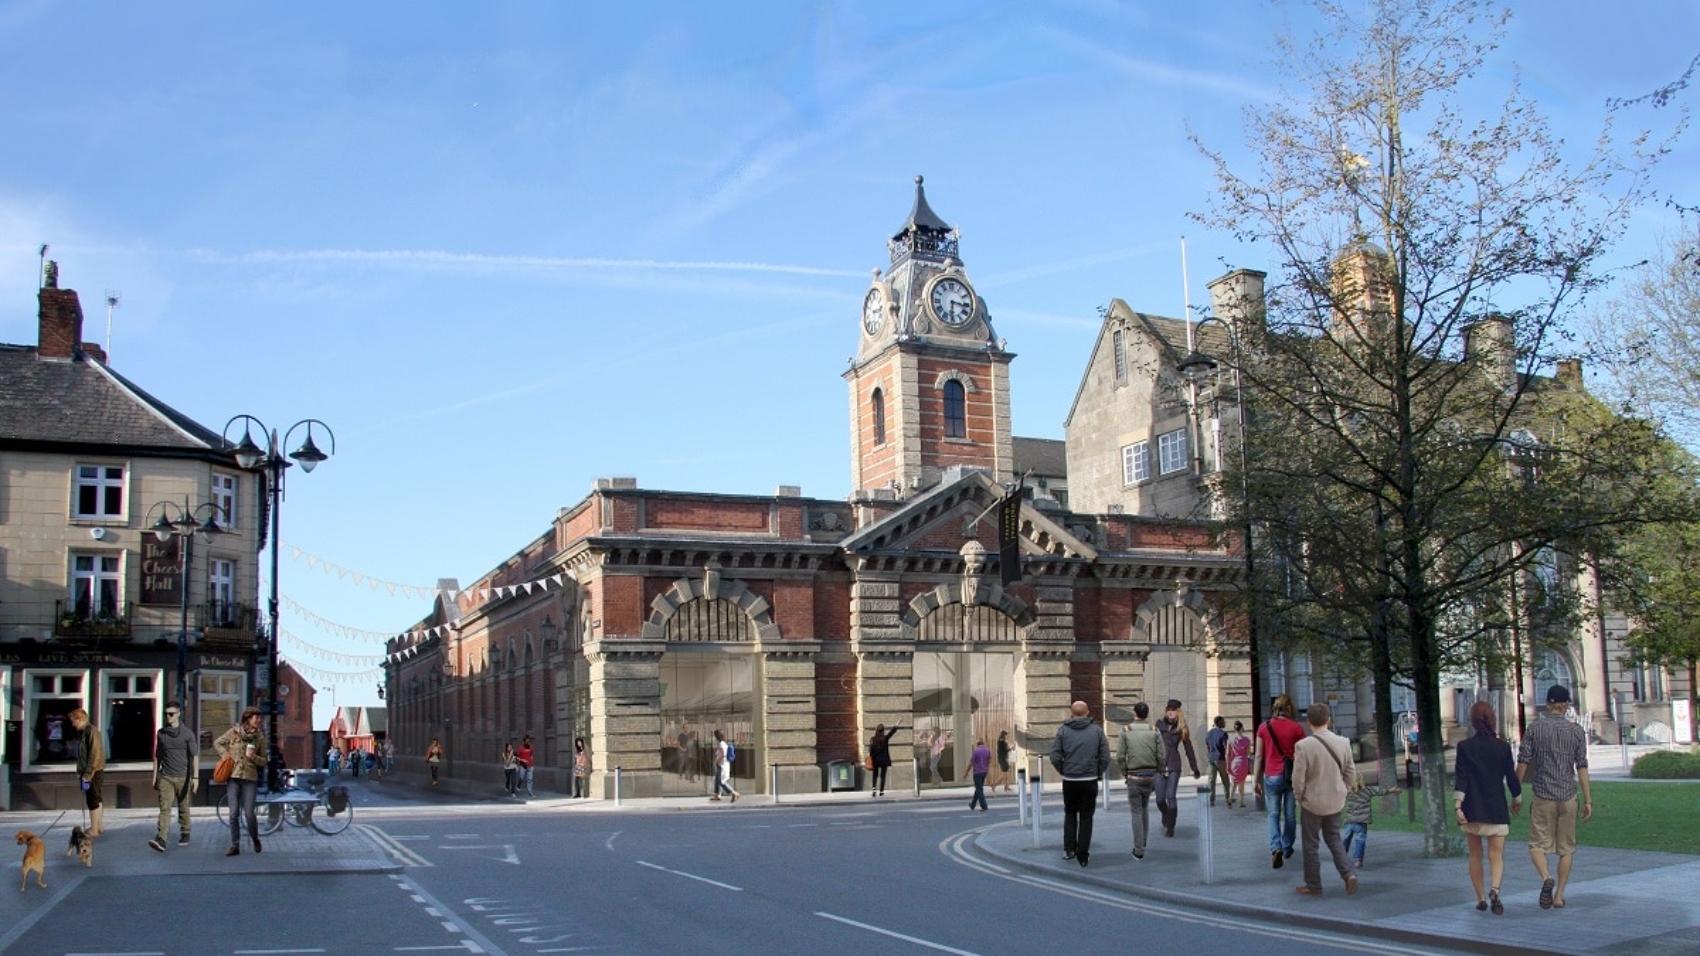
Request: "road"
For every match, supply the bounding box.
[7,792,1483,956]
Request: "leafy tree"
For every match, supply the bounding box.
[1588,224,1700,449]
[1192,0,1686,855]
[1597,509,1700,745]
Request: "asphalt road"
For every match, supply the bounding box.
[8,795,1485,956]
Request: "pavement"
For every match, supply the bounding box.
[5,743,1693,956]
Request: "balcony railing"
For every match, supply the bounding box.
[54,600,133,639]
[199,601,259,633]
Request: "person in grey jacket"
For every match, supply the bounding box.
[1050,701,1111,868]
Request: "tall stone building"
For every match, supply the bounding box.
[386,181,1251,798]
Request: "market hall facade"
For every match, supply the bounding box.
[385,181,1252,798]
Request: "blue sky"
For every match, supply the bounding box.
[3,1,1694,728]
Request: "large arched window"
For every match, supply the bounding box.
[871,388,886,445]
[944,379,966,438]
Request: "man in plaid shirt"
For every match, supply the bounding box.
[1516,685,1592,911]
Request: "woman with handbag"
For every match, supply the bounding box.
[572,737,590,798]
[501,740,518,796]
[213,707,268,857]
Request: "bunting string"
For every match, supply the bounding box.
[280,629,385,666]
[280,540,575,604]
[281,656,382,683]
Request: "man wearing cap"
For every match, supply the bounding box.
[1517,685,1591,910]
[149,701,198,852]
[1049,700,1110,868]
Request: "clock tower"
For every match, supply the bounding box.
[846,177,1014,496]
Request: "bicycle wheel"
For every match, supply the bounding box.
[310,790,352,834]
[286,801,314,829]
[216,789,230,827]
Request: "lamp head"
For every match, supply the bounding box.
[148,511,178,541]
[290,432,329,473]
[1177,349,1219,385]
[230,429,266,471]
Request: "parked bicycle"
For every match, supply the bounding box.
[216,769,354,835]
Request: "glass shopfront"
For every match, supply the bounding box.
[912,651,1016,790]
[659,653,758,797]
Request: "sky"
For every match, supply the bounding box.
[2,1,1695,729]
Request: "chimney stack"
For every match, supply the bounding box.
[1206,268,1267,343]
[1464,316,1516,388]
[1554,358,1584,391]
[37,262,85,361]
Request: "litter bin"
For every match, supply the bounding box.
[826,760,858,791]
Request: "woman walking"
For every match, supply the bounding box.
[1155,699,1201,837]
[214,706,268,856]
[996,730,1015,792]
[1228,721,1252,809]
[869,723,901,797]
[425,738,444,785]
[501,740,518,796]
[572,736,590,798]
[1454,700,1522,914]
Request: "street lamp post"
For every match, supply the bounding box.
[1177,319,1265,754]
[144,497,223,706]
[223,414,335,790]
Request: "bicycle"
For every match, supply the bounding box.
[215,770,354,835]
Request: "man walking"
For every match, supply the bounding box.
[1050,700,1110,868]
[1517,685,1591,910]
[149,701,198,852]
[1205,715,1232,807]
[711,729,739,802]
[68,708,106,836]
[1291,702,1358,897]
[1116,702,1163,860]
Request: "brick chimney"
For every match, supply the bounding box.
[1554,358,1584,391]
[37,261,85,361]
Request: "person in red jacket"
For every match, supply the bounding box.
[515,735,535,797]
[1253,694,1308,869]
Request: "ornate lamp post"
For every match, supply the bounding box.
[222,414,335,789]
[1176,319,1265,754]
[144,497,223,706]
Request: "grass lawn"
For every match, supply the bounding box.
[1369,780,1700,854]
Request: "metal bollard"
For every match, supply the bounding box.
[1017,768,1028,825]
[1030,761,1044,849]
[614,766,622,808]
[913,757,921,798]
[772,763,780,804]
[1196,783,1214,884]
[1102,767,1112,811]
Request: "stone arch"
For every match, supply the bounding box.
[931,369,979,393]
[900,584,1032,642]
[641,572,783,642]
[1130,588,1215,649]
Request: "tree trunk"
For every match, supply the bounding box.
[1371,619,1399,792]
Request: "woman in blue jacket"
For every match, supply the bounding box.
[1453,701,1523,915]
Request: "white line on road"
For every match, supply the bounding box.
[603,830,620,851]
[815,912,984,956]
[234,950,327,954]
[636,860,744,891]
[65,952,165,956]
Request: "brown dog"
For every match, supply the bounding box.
[16,830,45,891]
[66,826,93,868]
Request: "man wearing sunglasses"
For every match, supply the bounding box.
[149,702,199,853]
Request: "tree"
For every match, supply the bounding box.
[1192,0,1687,855]
[1588,224,1700,450]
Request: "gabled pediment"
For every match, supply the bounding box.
[841,471,1098,561]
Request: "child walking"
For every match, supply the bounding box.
[1342,777,1401,867]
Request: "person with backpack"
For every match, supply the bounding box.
[711,729,739,803]
[1254,694,1307,869]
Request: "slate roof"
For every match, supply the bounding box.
[0,344,227,456]
[1013,436,1067,478]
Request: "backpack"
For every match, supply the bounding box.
[723,740,736,765]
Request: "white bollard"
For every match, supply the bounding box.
[1030,761,1044,849]
[772,763,780,804]
[614,766,622,808]
[913,757,921,798]
[1017,768,1028,824]
[1196,782,1214,884]
[1102,767,1112,810]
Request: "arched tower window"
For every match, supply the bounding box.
[944,379,966,438]
[871,388,886,445]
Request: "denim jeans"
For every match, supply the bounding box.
[1125,773,1155,854]
[1265,773,1295,854]
[227,777,259,847]
[1342,821,1368,864]
[970,772,988,810]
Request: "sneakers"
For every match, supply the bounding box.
[1132,848,1145,860]
[1295,885,1323,896]
[148,838,165,853]
[710,795,722,802]
[225,846,240,857]
[178,833,191,846]
[730,792,739,803]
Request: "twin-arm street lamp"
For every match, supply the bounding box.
[222,414,335,790]
[144,497,223,707]
[1176,319,1265,748]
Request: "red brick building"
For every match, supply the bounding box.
[385,181,1251,797]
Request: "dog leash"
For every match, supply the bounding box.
[35,810,68,838]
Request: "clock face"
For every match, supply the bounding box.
[930,276,975,327]
[862,288,884,335]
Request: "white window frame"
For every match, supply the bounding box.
[209,558,237,620]
[70,552,124,618]
[1121,441,1150,485]
[198,671,247,762]
[101,669,163,768]
[22,669,90,772]
[72,463,126,520]
[211,472,238,529]
[1157,427,1189,476]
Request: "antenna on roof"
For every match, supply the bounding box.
[38,244,49,289]
[104,290,121,359]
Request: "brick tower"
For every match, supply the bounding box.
[846,177,1014,497]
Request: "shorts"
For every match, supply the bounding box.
[1528,796,1577,855]
[84,770,104,810]
[1460,821,1509,838]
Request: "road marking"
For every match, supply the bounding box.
[535,949,596,954]
[636,860,743,891]
[438,844,520,864]
[603,831,620,851]
[425,907,442,917]
[234,950,327,954]
[815,912,984,956]
[65,953,165,956]
[367,826,435,867]
[442,922,462,933]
